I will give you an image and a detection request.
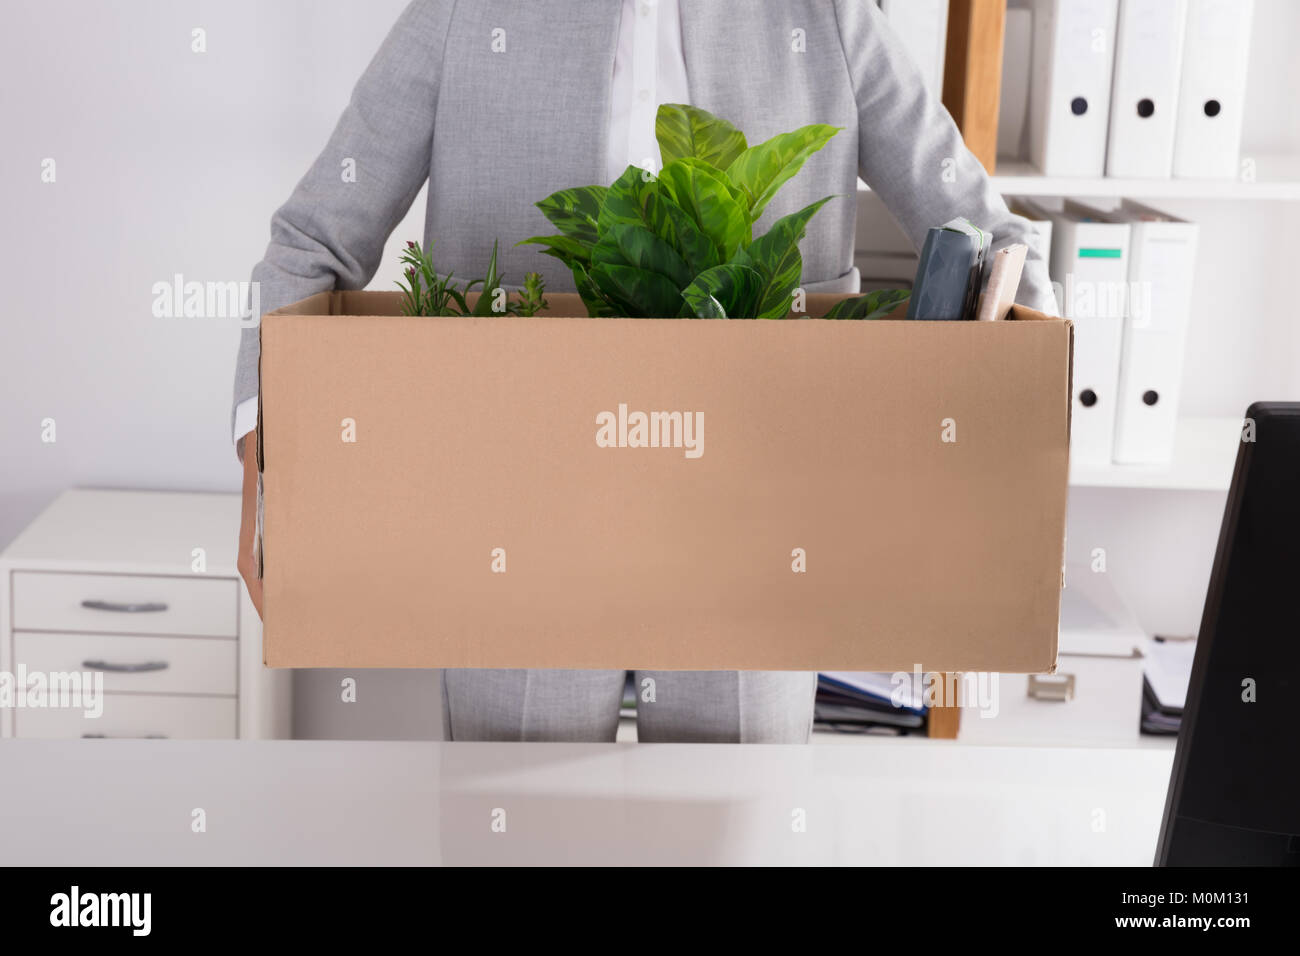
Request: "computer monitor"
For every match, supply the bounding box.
[1156,402,1300,866]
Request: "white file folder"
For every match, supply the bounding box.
[879,0,949,99]
[1172,0,1254,180]
[998,7,1034,160]
[1007,197,1055,267]
[1028,198,1130,466]
[1096,200,1199,464]
[1027,0,1120,177]
[1106,0,1187,178]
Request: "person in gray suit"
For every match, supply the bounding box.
[234,0,1056,743]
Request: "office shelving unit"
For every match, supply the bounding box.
[1004,1,1299,669]
[987,154,1300,202]
[828,0,1300,749]
[858,152,1300,203]
[858,5,1300,511]
[1067,416,1242,492]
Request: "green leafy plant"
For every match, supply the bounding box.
[397,240,547,317]
[521,104,909,320]
[823,288,911,320]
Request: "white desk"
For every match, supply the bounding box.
[0,739,1174,865]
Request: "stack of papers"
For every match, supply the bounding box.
[1141,635,1196,735]
[814,672,927,735]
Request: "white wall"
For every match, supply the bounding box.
[0,0,421,548]
[0,0,431,739]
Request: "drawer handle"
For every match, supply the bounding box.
[1027,673,1076,702]
[82,659,170,673]
[81,600,169,613]
[82,733,168,739]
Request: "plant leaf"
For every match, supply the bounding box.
[734,196,835,319]
[656,104,748,169]
[725,124,841,221]
[688,294,728,319]
[590,263,683,317]
[823,288,911,320]
[512,271,547,316]
[445,288,470,314]
[658,158,751,263]
[535,185,607,245]
[642,190,719,276]
[593,223,692,291]
[597,164,659,233]
[572,263,619,317]
[516,234,593,269]
[680,263,763,319]
[471,240,503,315]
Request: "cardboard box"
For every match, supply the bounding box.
[257,292,1072,671]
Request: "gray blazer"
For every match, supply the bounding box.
[233,0,1056,440]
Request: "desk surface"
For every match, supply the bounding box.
[0,739,1174,865]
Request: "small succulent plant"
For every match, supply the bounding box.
[397,239,546,317]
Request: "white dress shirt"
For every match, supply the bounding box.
[234,0,689,446]
[605,0,690,185]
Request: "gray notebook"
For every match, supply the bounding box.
[905,218,990,321]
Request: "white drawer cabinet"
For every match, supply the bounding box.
[0,490,290,739]
[13,632,238,696]
[12,572,238,637]
[14,694,237,739]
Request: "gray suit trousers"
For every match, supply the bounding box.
[442,670,818,743]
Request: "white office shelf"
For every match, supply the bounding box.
[856,154,1300,201]
[990,153,1300,201]
[1069,416,1242,492]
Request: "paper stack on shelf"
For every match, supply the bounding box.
[1141,635,1195,734]
[815,672,927,735]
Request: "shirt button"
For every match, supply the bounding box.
[638,88,651,102]
[639,0,655,15]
